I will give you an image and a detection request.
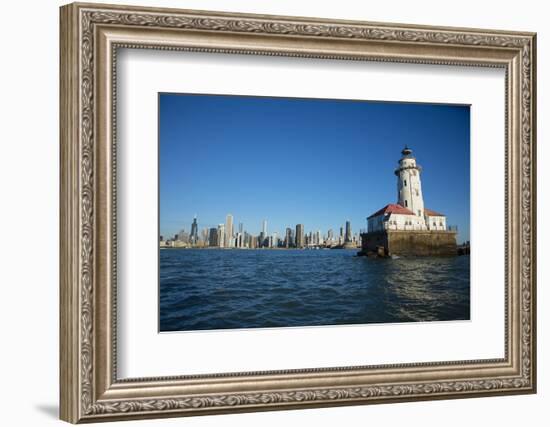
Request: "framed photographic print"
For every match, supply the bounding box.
[60,2,537,423]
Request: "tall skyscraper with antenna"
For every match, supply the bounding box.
[190,215,198,244]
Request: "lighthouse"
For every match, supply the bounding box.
[395,146,425,221]
[360,146,457,256]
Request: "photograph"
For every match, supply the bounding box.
[158,93,471,332]
[55,2,536,423]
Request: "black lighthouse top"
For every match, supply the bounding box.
[401,145,413,156]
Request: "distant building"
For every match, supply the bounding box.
[208,228,218,247]
[296,224,305,248]
[225,214,234,248]
[316,230,322,245]
[343,221,357,248]
[269,232,279,248]
[176,229,189,243]
[190,215,198,244]
[344,221,352,243]
[200,227,209,244]
[160,239,173,248]
[285,227,292,248]
[217,224,225,248]
[236,232,244,248]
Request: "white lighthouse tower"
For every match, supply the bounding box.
[395,146,426,222]
[364,146,454,256]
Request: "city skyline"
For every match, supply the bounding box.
[161,212,361,249]
[160,93,470,244]
[162,214,359,238]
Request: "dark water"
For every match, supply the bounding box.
[159,249,470,332]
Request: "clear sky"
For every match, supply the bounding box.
[159,93,470,244]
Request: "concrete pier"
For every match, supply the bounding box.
[359,230,457,257]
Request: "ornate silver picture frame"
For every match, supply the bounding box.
[60,2,536,423]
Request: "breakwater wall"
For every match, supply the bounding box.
[359,230,457,257]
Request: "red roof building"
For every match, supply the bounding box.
[424,208,445,217]
[367,204,415,219]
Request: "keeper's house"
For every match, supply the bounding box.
[359,146,457,257]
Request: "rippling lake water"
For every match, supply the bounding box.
[159,249,470,332]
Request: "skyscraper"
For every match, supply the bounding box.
[225,214,234,248]
[316,230,322,245]
[176,229,189,243]
[217,224,225,248]
[296,224,305,248]
[190,215,198,244]
[236,222,244,247]
[285,227,292,248]
[270,232,279,248]
[208,228,218,247]
[201,227,209,244]
[345,220,352,243]
[259,219,268,248]
[235,232,244,248]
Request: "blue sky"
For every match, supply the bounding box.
[159,93,470,244]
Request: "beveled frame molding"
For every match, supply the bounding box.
[60,2,536,423]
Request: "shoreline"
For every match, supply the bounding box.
[159,246,359,250]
